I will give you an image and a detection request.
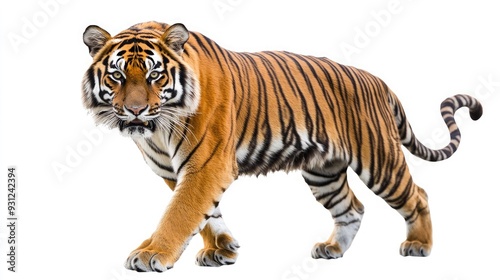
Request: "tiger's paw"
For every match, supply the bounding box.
[400,240,431,257]
[124,238,175,272]
[195,233,239,267]
[196,248,238,267]
[311,242,344,259]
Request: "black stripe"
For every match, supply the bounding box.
[146,139,170,157]
[332,201,355,219]
[190,32,212,59]
[177,131,207,174]
[280,52,315,146]
[304,177,340,187]
[198,140,222,171]
[289,53,329,148]
[202,34,231,73]
[162,176,177,182]
[235,54,266,170]
[319,58,353,156]
[144,151,174,173]
[335,219,361,227]
[172,117,192,159]
[325,192,349,211]
[385,180,414,210]
[233,54,254,152]
[85,68,100,107]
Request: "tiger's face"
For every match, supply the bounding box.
[81,23,199,138]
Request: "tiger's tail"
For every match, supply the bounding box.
[389,93,483,161]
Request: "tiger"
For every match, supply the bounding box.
[81,21,482,272]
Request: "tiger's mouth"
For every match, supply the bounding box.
[118,118,156,135]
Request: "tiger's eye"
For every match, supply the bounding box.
[112,72,123,80]
[149,71,160,79]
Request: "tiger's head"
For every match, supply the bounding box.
[81,22,200,138]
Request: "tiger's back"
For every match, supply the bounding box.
[224,50,395,176]
[81,21,482,272]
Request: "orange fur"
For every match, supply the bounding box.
[82,21,481,271]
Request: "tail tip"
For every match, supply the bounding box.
[469,103,483,121]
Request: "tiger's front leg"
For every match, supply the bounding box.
[195,207,240,267]
[125,160,235,272]
[161,179,240,267]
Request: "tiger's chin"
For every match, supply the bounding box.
[118,119,156,138]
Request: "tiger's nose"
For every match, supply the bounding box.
[124,104,148,116]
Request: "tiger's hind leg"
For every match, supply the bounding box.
[356,141,433,257]
[195,206,240,267]
[302,161,365,259]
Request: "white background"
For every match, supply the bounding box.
[1,0,499,279]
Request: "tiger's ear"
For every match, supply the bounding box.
[83,25,111,57]
[162,23,189,55]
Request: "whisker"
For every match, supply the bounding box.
[159,114,191,144]
[156,109,198,145]
[93,109,120,129]
[91,105,200,145]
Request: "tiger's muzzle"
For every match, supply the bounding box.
[115,104,159,138]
